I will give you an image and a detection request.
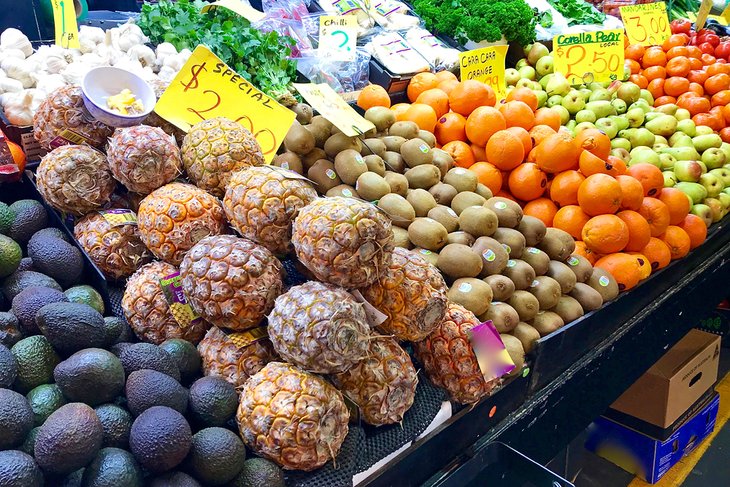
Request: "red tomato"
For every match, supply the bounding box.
[700,42,716,55]
[704,33,721,47]
[715,42,730,60]
[671,19,692,35]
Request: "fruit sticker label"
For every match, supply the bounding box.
[51,0,80,48]
[319,16,358,61]
[200,0,266,22]
[228,326,268,350]
[159,272,202,329]
[619,2,671,46]
[97,209,137,227]
[459,45,508,100]
[49,129,98,150]
[468,320,515,381]
[155,45,296,163]
[351,289,388,327]
[293,83,375,137]
[553,30,625,85]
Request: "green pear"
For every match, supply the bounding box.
[654,143,669,152]
[704,197,725,222]
[505,68,521,86]
[609,115,630,131]
[629,147,661,168]
[611,147,630,162]
[575,122,596,134]
[626,107,645,128]
[589,88,611,102]
[547,94,563,108]
[645,114,678,137]
[669,132,694,147]
[595,118,619,138]
[535,90,548,108]
[527,43,549,65]
[674,160,703,182]
[611,98,627,114]
[516,58,530,69]
[675,108,691,120]
[701,147,726,170]
[516,78,534,89]
[624,127,655,148]
[545,72,571,96]
[639,89,654,106]
[693,134,723,153]
[709,167,730,187]
[676,182,708,204]
[654,104,678,116]
[700,173,724,198]
[720,142,730,162]
[576,110,597,123]
[659,146,700,161]
[676,119,696,137]
[659,153,677,170]
[536,55,554,77]
[663,171,677,187]
[617,82,641,104]
[695,125,715,136]
[552,105,570,125]
[565,119,577,132]
[611,138,632,151]
[690,204,713,227]
[718,192,730,211]
[654,135,669,146]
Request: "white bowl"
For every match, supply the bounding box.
[81,67,155,127]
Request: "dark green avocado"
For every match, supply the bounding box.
[54,348,125,406]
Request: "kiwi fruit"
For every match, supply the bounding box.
[307,159,341,192]
[587,268,620,301]
[475,183,493,200]
[330,124,342,136]
[451,192,487,215]
[384,171,409,196]
[427,205,459,233]
[382,136,407,153]
[362,155,386,176]
[429,183,458,206]
[405,164,441,189]
[569,283,604,311]
[356,173,391,201]
[447,231,475,246]
[292,103,313,124]
[550,296,584,324]
[521,247,550,275]
[484,197,523,228]
[324,133,361,158]
[407,189,437,217]
[459,206,498,237]
[401,138,434,168]
[334,149,368,185]
[492,228,526,259]
[472,237,510,276]
[365,107,396,132]
[310,115,334,134]
[443,167,478,193]
[484,275,515,302]
[530,311,565,337]
[517,215,547,247]
[392,226,412,249]
[447,278,493,316]
[418,130,437,148]
[378,194,416,228]
[431,149,454,178]
[389,121,420,139]
[508,290,540,321]
[284,122,316,155]
[565,254,593,283]
[500,334,525,376]
[501,259,536,290]
[408,218,448,251]
[413,248,439,266]
[545,260,577,294]
[481,302,519,333]
[361,138,387,158]
[437,243,482,279]
[382,151,405,173]
[528,276,562,310]
[305,123,330,149]
[511,322,540,353]
[326,184,359,198]
[301,147,327,170]
[537,228,576,261]
[271,152,303,174]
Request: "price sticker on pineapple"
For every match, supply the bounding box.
[51,0,80,49]
[460,45,508,99]
[553,30,625,86]
[620,1,671,46]
[155,45,296,163]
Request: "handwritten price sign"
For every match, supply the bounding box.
[554,30,625,86]
[51,0,80,49]
[620,1,671,46]
[293,83,374,137]
[155,46,295,163]
[459,45,508,99]
[319,16,358,61]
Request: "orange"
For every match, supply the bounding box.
[523,198,558,226]
[506,127,532,156]
[688,69,710,85]
[658,187,691,225]
[641,237,672,271]
[498,100,535,130]
[577,174,622,216]
[391,103,410,121]
[434,112,467,145]
[705,73,730,95]
[579,150,614,176]
[485,130,525,171]
[687,46,703,59]
[627,59,642,75]
[677,95,711,116]
[549,170,585,207]
[647,78,665,99]
[357,84,391,110]
[574,241,598,265]
[582,214,630,254]
[629,74,648,89]
[665,56,691,78]
[626,163,664,197]
[642,47,667,67]
[711,90,730,107]
[469,162,503,194]
[496,189,518,202]
[449,80,496,116]
[638,197,670,237]
[662,34,690,51]
[701,53,717,66]
[608,156,628,177]
[465,106,506,147]
[664,77,690,97]
[533,108,561,131]
[625,44,645,61]
[676,214,708,249]
[534,132,581,173]
[666,46,689,59]
[574,128,611,160]
[660,226,691,260]
[471,143,487,162]
[437,79,459,95]
[442,140,476,168]
[627,252,652,279]
[688,82,705,96]
[655,95,677,106]
[506,87,539,111]
[415,89,450,118]
[401,103,438,132]
[435,70,458,83]
[594,253,642,291]
[529,124,557,145]
[553,205,590,239]
[642,66,666,81]
[407,72,438,102]
[508,163,547,201]
[616,210,652,252]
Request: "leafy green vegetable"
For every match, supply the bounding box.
[412,0,539,46]
[137,0,298,104]
[547,0,606,26]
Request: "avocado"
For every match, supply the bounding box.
[28,237,84,288]
[0,201,13,235]
[125,369,188,416]
[159,338,200,383]
[0,343,17,388]
[94,403,133,449]
[12,285,69,335]
[188,376,238,428]
[150,471,202,487]
[107,317,135,344]
[2,270,62,302]
[17,257,34,273]
[36,302,107,355]
[64,285,105,315]
[188,427,246,485]
[29,226,69,244]
[8,199,48,245]
[58,468,85,486]
[81,447,143,487]
[129,406,192,473]
[55,348,126,406]
[27,383,66,426]
[20,426,40,456]
[0,450,44,487]
[229,458,286,487]
[0,234,22,278]
[0,311,21,347]
[11,335,60,392]
[0,388,34,449]
[35,402,104,475]
[115,343,181,381]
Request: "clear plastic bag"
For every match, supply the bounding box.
[297,48,372,93]
[404,27,459,72]
[262,0,311,21]
[364,30,430,75]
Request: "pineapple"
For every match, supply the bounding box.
[180,235,283,331]
[122,261,209,344]
[267,281,370,374]
[136,182,228,265]
[143,79,185,144]
[36,145,117,216]
[361,247,448,342]
[74,211,153,281]
[223,166,317,255]
[292,197,394,289]
[331,337,418,426]
[33,85,114,150]
[106,125,182,194]
[413,303,498,405]
[236,362,349,471]
[197,326,278,390]
[182,117,265,197]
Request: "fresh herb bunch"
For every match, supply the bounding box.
[138,0,298,104]
[412,0,538,46]
[547,0,606,26]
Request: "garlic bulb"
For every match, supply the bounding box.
[127,45,156,69]
[116,23,147,52]
[0,29,32,57]
[155,42,177,67]
[1,49,26,60]
[61,63,92,85]
[79,26,105,45]
[2,89,46,126]
[79,53,106,68]
[33,73,65,94]
[113,57,144,74]
[0,77,23,95]
[1,57,34,88]
[157,66,177,83]
[45,55,68,74]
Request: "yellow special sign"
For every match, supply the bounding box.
[459,45,508,99]
[620,1,672,46]
[554,30,625,86]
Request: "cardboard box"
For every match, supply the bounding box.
[610,329,720,428]
[586,392,719,483]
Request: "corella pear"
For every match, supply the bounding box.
[704,198,725,222]
[595,118,619,139]
[693,134,722,153]
[589,89,611,102]
[640,89,654,106]
[709,168,730,187]
[676,181,708,204]
[645,114,678,137]
[617,82,641,104]
[545,72,571,96]
[547,95,563,108]
[669,131,693,147]
[626,107,645,128]
[585,101,616,119]
[701,147,726,170]
[695,126,715,136]
[699,173,723,198]
[562,91,586,115]
[659,145,700,162]
[675,108,691,120]
[611,98,627,114]
[576,110,597,124]
[663,171,677,187]
[690,204,713,227]
[659,153,677,170]
[654,104,679,116]
[676,119,696,136]
[611,138,632,151]
[620,128,655,148]
[609,115,630,131]
[536,56,554,77]
[674,160,703,182]
[505,68,520,86]
[719,142,730,161]
[527,43,549,65]
[717,192,730,212]
[629,147,661,168]
[611,148,630,163]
